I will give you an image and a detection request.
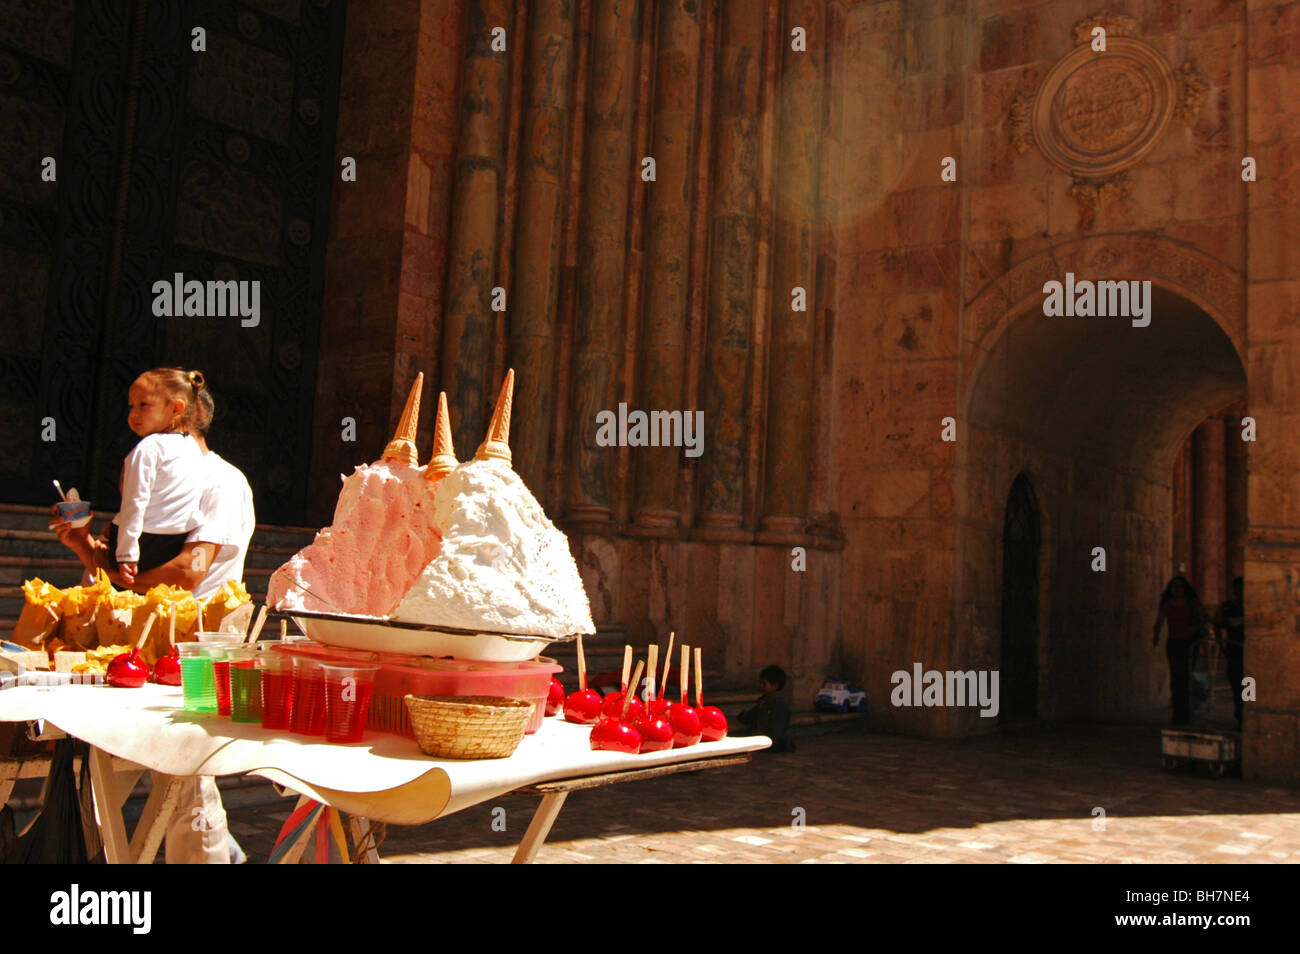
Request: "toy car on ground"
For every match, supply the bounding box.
[815,678,866,713]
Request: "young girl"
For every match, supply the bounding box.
[109,368,208,584]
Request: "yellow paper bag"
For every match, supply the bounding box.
[11,578,63,649]
[136,585,198,664]
[58,571,112,650]
[95,588,147,647]
[200,580,252,633]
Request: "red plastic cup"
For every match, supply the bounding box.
[321,664,379,744]
[290,657,327,736]
[260,653,295,731]
[197,633,244,717]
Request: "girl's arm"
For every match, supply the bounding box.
[1151,604,1166,645]
[116,438,160,563]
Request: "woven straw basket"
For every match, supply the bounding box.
[405,694,533,760]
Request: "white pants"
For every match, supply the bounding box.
[164,776,231,864]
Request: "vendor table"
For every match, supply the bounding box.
[0,684,768,863]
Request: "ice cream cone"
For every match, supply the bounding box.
[475,368,514,465]
[382,371,423,466]
[425,391,458,480]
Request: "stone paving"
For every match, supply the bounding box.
[224,720,1300,864]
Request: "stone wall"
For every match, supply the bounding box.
[313,0,844,709]
[311,0,1299,781]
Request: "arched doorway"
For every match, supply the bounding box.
[958,281,1247,724]
[1000,473,1041,723]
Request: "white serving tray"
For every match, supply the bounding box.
[288,609,577,662]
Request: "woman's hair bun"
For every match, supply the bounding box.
[187,369,206,390]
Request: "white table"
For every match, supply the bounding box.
[0,684,768,863]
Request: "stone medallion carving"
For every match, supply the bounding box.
[1006,15,1211,229]
[1031,37,1175,179]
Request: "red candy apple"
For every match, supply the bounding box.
[106,609,160,689]
[106,649,149,688]
[633,715,674,752]
[153,646,182,686]
[692,647,726,741]
[589,716,642,754]
[545,677,565,716]
[601,690,644,723]
[647,697,673,720]
[566,635,604,724]
[699,705,728,742]
[669,703,702,748]
[563,688,603,725]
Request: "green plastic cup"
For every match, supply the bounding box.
[179,644,220,712]
[227,646,263,723]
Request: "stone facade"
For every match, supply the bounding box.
[312,1,1300,782]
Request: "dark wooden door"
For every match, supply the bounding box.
[1000,472,1041,722]
[0,0,346,523]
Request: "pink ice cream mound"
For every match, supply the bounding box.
[267,461,442,617]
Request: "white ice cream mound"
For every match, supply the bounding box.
[267,461,442,618]
[393,458,596,638]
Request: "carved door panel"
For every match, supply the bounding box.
[0,0,345,524]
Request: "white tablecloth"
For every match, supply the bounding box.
[0,685,768,824]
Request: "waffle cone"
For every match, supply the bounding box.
[382,371,423,466]
[475,368,514,464]
[425,391,458,479]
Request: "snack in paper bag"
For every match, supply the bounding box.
[62,644,132,675]
[200,580,252,633]
[139,584,200,663]
[94,588,146,648]
[58,571,113,650]
[11,578,62,649]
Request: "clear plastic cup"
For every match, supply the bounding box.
[197,633,245,716]
[196,632,246,644]
[320,664,380,743]
[178,644,220,712]
[260,653,295,730]
[290,657,327,737]
[226,647,263,723]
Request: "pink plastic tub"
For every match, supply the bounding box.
[273,643,561,736]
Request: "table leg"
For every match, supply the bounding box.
[347,815,381,864]
[114,769,145,809]
[88,748,130,864]
[512,791,568,864]
[127,774,182,865]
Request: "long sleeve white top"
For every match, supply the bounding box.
[113,432,205,563]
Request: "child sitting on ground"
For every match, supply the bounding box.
[737,664,795,753]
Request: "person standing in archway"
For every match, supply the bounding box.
[1152,575,1207,726]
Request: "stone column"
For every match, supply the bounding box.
[630,0,702,531]
[1171,437,1194,577]
[567,0,640,527]
[507,0,577,500]
[1194,417,1227,605]
[760,0,824,536]
[310,0,464,523]
[696,0,770,534]
[441,0,514,456]
[545,0,593,516]
[1225,401,1248,583]
[1244,0,1300,779]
